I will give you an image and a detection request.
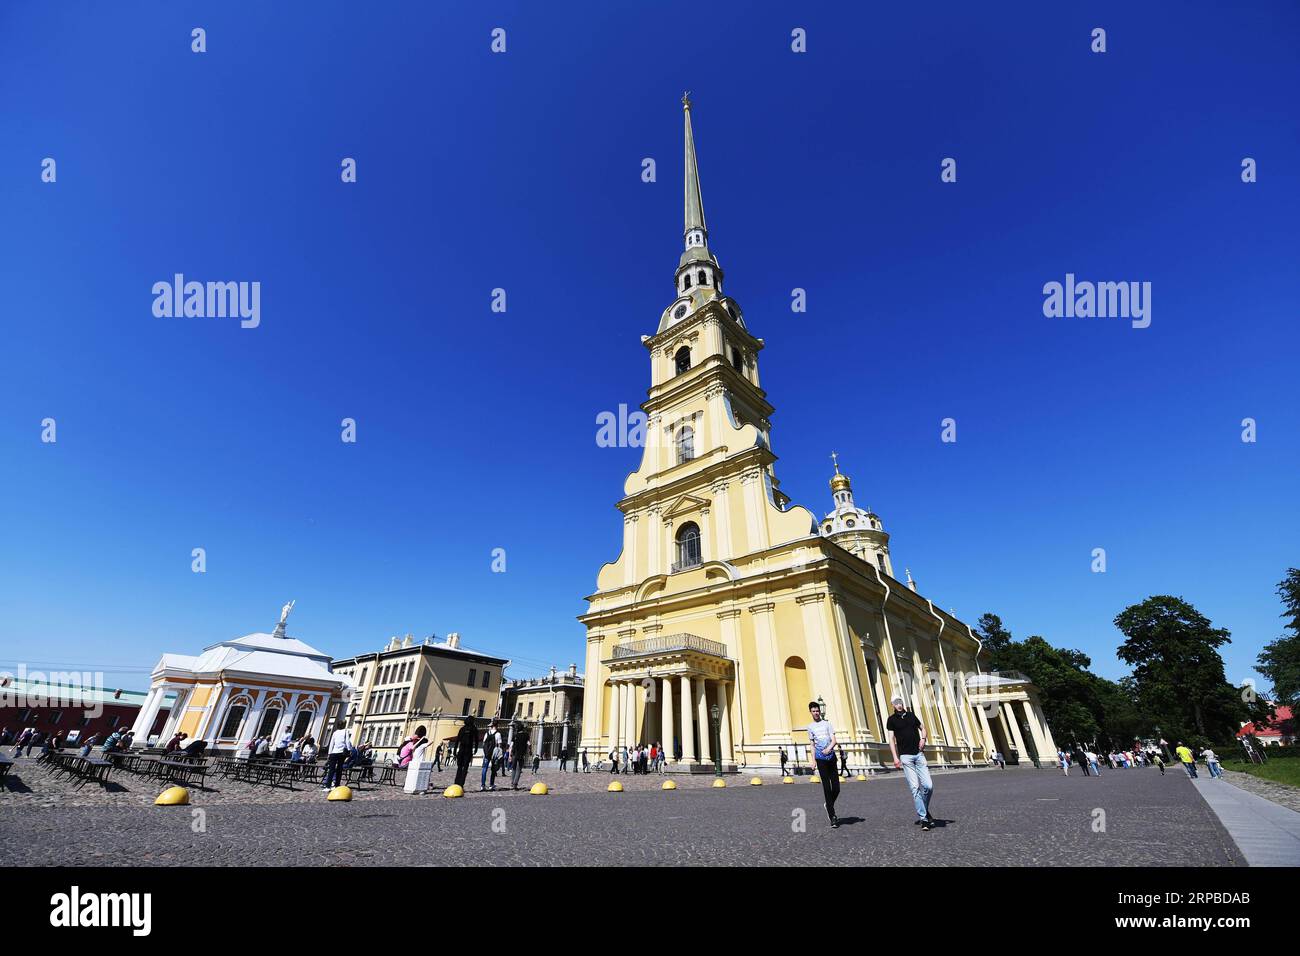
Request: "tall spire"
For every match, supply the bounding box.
[682,91,707,245]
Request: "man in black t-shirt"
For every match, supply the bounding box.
[885,696,935,830]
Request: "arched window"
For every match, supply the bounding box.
[218,698,251,739]
[698,270,708,286]
[257,706,283,738]
[674,346,691,375]
[291,707,314,739]
[730,347,743,372]
[674,522,702,571]
[683,273,692,289]
[676,425,695,464]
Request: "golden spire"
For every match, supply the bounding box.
[829,451,851,492]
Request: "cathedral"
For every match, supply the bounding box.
[578,96,1058,772]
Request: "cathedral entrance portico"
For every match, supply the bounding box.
[602,634,738,773]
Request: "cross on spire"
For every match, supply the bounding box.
[830,450,841,475]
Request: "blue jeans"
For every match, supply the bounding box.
[1208,761,1221,778]
[899,752,933,819]
[1182,761,1198,778]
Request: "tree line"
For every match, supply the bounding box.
[974,568,1299,753]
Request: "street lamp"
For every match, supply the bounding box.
[710,703,722,776]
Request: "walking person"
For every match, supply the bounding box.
[779,746,789,777]
[1152,750,1166,775]
[581,748,589,773]
[320,723,353,791]
[886,697,935,830]
[1174,741,1198,779]
[480,722,502,792]
[1084,749,1102,776]
[453,721,477,788]
[1058,750,1070,776]
[558,748,569,773]
[1201,747,1223,779]
[837,744,850,779]
[806,700,841,828]
[510,730,529,790]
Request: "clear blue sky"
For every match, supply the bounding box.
[1,2,1296,692]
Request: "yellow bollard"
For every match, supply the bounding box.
[529,782,548,795]
[749,777,763,786]
[856,774,868,781]
[782,776,795,784]
[712,778,727,788]
[327,785,353,801]
[154,785,190,806]
[608,780,624,792]
[442,784,464,798]
[661,780,677,790]
[810,773,820,782]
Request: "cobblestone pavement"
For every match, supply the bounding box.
[1220,769,1300,813]
[0,760,1242,866]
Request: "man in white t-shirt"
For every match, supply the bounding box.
[321,725,353,790]
[807,701,840,829]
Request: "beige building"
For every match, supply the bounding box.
[332,632,509,761]
[500,665,585,760]
[578,96,1058,773]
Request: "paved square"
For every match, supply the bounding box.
[0,762,1243,866]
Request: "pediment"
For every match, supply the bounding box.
[661,493,710,520]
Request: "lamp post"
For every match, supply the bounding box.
[710,703,722,776]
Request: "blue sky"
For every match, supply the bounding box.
[1,2,1296,692]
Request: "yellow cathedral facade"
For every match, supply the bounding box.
[578,96,1059,773]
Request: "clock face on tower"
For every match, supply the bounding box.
[673,304,688,321]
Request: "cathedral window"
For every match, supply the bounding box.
[674,522,702,571]
[674,346,691,375]
[876,553,886,572]
[683,273,692,289]
[676,425,695,464]
[846,519,855,528]
[730,347,743,372]
[698,270,708,286]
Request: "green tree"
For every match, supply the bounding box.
[974,613,1014,667]
[1257,568,1300,714]
[1114,595,1248,745]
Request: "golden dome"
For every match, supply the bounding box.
[830,473,852,492]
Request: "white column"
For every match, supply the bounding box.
[128,686,162,743]
[608,682,621,752]
[696,678,711,763]
[1002,701,1030,762]
[1020,698,1051,763]
[626,679,637,746]
[157,687,192,742]
[680,675,697,763]
[661,676,676,763]
[197,685,231,742]
[974,701,997,754]
[718,681,733,763]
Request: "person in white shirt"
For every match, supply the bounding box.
[321,725,353,790]
[1201,748,1222,778]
